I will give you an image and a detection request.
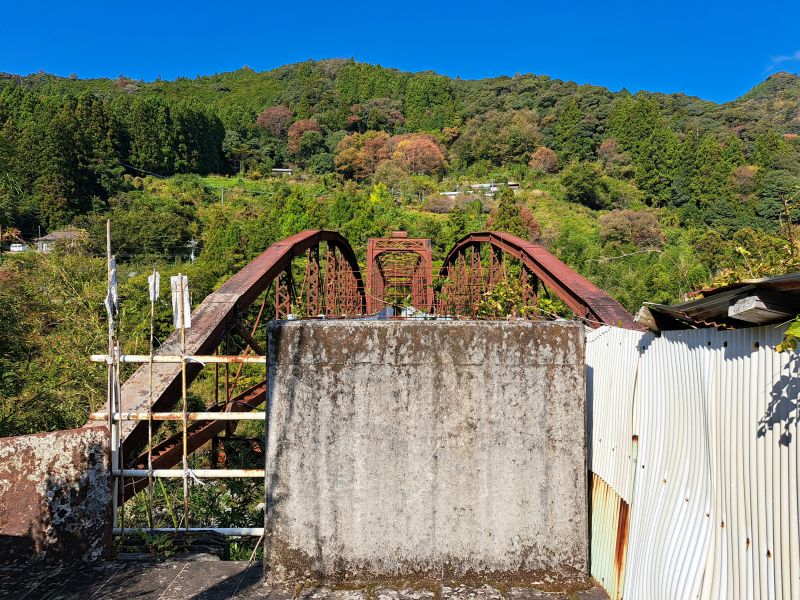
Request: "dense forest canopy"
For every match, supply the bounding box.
[1,59,800,436]
[1,59,798,233]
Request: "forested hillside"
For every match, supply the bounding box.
[1,59,799,233]
[1,60,800,435]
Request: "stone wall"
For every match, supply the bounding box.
[0,426,111,561]
[264,320,587,586]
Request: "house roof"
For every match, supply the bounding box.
[637,273,800,331]
[35,230,82,242]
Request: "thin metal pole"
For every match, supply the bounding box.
[115,468,265,478]
[105,220,119,532]
[90,354,267,364]
[214,348,219,406]
[116,316,125,535]
[147,267,156,530]
[179,273,189,531]
[113,527,264,536]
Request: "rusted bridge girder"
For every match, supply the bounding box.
[438,231,641,329]
[366,232,434,314]
[116,230,365,464]
[107,229,637,501]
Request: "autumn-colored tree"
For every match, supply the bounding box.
[388,134,445,175]
[287,119,321,155]
[334,134,363,179]
[598,138,620,164]
[519,204,542,241]
[334,131,390,179]
[528,146,559,173]
[363,132,391,173]
[732,164,759,196]
[599,210,664,249]
[256,106,293,138]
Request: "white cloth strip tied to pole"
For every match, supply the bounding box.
[148,270,160,302]
[171,274,191,330]
[104,256,119,319]
[184,469,206,486]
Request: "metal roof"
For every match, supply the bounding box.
[638,273,800,330]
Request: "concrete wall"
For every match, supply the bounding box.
[265,320,587,586]
[0,426,111,561]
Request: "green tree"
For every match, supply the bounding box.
[635,126,678,206]
[553,98,588,161]
[753,129,794,171]
[488,187,527,238]
[404,74,460,131]
[608,94,663,160]
[561,162,610,209]
[127,96,176,175]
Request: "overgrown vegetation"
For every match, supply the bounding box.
[1,60,800,439]
[2,61,799,551]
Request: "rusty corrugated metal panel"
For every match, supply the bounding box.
[586,326,648,600]
[588,323,798,600]
[591,473,631,600]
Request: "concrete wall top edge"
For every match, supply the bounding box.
[267,320,586,368]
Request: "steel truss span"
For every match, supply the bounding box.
[117,230,365,485]
[437,231,640,329]
[112,229,636,504]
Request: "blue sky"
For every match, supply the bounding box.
[2,1,799,103]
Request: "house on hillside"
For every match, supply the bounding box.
[35,230,86,253]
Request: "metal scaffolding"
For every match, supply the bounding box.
[96,221,268,540]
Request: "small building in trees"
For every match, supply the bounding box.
[35,230,87,254]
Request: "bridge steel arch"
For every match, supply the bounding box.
[366,233,434,314]
[438,231,640,329]
[117,230,365,468]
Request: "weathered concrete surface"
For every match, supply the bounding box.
[0,426,111,561]
[265,321,587,587]
[0,560,608,599]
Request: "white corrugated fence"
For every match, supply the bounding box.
[587,324,798,600]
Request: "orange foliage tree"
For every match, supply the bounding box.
[334,132,390,179]
[528,146,559,173]
[387,134,446,175]
[287,119,321,155]
[256,106,293,138]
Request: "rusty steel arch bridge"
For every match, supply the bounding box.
[110,229,638,501]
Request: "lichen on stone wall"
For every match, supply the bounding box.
[0,426,111,561]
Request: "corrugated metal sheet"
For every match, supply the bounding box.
[586,326,648,600]
[591,472,631,600]
[586,324,798,600]
[586,326,648,502]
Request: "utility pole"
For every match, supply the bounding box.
[221,188,224,205]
